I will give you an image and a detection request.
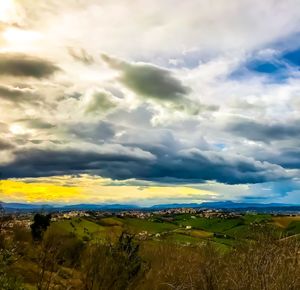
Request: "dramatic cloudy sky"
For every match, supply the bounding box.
[1,0,300,205]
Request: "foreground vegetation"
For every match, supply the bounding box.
[1,213,300,289]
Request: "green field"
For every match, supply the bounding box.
[51,218,107,240]
[123,217,178,233]
[49,214,300,248]
[173,216,244,232]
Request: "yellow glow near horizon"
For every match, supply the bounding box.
[0,179,83,203]
[0,176,217,205]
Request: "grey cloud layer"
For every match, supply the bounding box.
[102,55,213,114]
[0,144,156,178]
[0,132,292,184]
[227,118,300,142]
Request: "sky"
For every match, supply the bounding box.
[1,0,300,205]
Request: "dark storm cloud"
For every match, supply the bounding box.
[254,147,300,170]
[129,147,289,184]
[227,118,300,142]
[121,63,190,101]
[0,146,155,178]
[102,54,216,115]
[0,143,290,184]
[0,53,60,78]
[273,148,300,169]
[225,118,300,170]
[102,54,190,101]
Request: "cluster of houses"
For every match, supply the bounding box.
[197,210,242,219]
[51,211,90,221]
[151,208,242,219]
[0,214,32,236]
[116,211,152,219]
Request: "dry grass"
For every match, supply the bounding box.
[272,216,300,228]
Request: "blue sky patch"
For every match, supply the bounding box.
[282,48,300,66]
[247,61,283,74]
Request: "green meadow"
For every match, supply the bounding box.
[49,214,300,249]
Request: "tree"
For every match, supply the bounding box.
[112,232,142,288]
[30,214,51,241]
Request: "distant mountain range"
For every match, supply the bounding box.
[150,201,295,209]
[0,202,139,212]
[1,200,300,213]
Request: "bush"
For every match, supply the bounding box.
[138,226,300,290]
[81,232,144,290]
[0,248,24,290]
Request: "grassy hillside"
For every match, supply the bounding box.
[51,218,106,240]
[48,214,300,247]
[2,213,300,290]
[122,217,177,233]
[272,216,300,228]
